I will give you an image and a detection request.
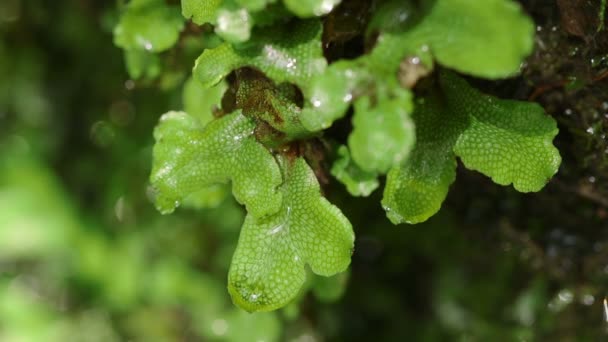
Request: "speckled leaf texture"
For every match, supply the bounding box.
[382,71,561,224]
[182,0,223,25]
[228,157,354,312]
[446,72,562,191]
[193,19,326,91]
[150,111,282,217]
[178,78,230,209]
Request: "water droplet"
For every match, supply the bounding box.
[586,127,595,135]
[312,99,322,108]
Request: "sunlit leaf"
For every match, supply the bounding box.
[382,71,560,224]
[150,111,282,218]
[194,19,326,91]
[228,157,354,312]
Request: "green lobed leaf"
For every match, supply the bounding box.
[330,145,379,197]
[194,19,326,91]
[182,0,223,25]
[348,90,415,174]
[445,72,562,192]
[150,111,282,218]
[228,157,354,312]
[299,59,373,131]
[182,0,288,43]
[382,90,464,225]
[298,2,422,132]
[369,0,534,79]
[214,2,253,43]
[412,0,534,79]
[382,71,560,224]
[114,0,184,53]
[177,78,230,209]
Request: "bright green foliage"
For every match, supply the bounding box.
[364,0,534,79]
[182,77,227,126]
[193,19,326,91]
[299,60,374,131]
[331,146,379,197]
[382,89,465,225]
[150,111,282,217]
[300,0,533,132]
[182,0,223,25]
[181,0,338,35]
[213,3,253,43]
[178,78,231,209]
[136,0,560,315]
[114,0,184,53]
[447,73,562,191]
[407,0,535,79]
[349,91,415,174]
[182,0,286,43]
[228,157,354,312]
[382,71,561,224]
[283,0,341,17]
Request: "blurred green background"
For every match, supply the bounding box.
[1,0,608,341]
